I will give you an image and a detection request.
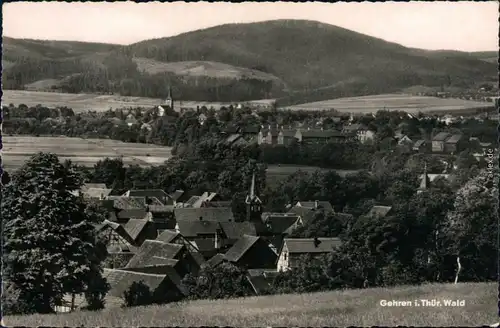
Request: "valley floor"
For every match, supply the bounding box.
[5,282,496,327]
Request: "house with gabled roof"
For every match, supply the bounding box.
[123,189,172,206]
[258,125,279,145]
[294,200,334,212]
[110,208,149,223]
[277,237,342,271]
[103,268,187,305]
[341,123,375,143]
[174,207,234,222]
[122,218,157,246]
[261,213,303,236]
[202,253,227,268]
[246,269,279,295]
[413,139,426,152]
[277,128,297,146]
[444,134,464,153]
[432,132,451,152]
[295,129,352,144]
[125,239,201,277]
[155,230,205,267]
[224,235,278,270]
[95,220,135,253]
[365,205,393,218]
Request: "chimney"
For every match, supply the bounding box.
[314,200,319,209]
[313,237,321,248]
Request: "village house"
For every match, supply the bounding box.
[365,205,393,218]
[96,220,135,253]
[342,123,375,143]
[258,125,279,145]
[412,139,427,152]
[277,237,342,272]
[277,128,297,146]
[294,129,352,144]
[431,132,451,152]
[223,235,278,270]
[123,189,173,206]
[397,135,413,146]
[443,134,464,153]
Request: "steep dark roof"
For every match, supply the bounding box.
[296,201,334,212]
[246,275,274,295]
[123,219,153,241]
[148,205,175,213]
[192,238,217,252]
[284,238,342,254]
[108,196,146,210]
[413,139,426,148]
[121,265,187,296]
[445,134,463,144]
[224,235,260,263]
[125,240,184,268]
[366,205,393,218]
[174,208,234,222]
[203,253,227,268]
[140,256,180,267]
[433,132,451,142]
[127,189,171,202]
[287,206,316,224]
[342,123,369,132]
[219,222,257,240]
[185,196,201,206]
[170,190,185,201]
[156,230,180,243]
[263,214,301,235]
[103,268,166,298]
[176,220,220,238]
[117,208,148,220]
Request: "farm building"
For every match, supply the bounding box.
[413,139,427,152]
[294,129,351,144]
[277,237,342,272]
[342,123,375,143]
[223,235,278,270]
[278,129,297,145]
[432,132,451,152]
[444,134,464,153]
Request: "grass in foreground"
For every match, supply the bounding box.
[5,282,497,327]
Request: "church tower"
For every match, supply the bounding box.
[417,162,430,194]
[165,86,173,111]
[245,172,263,222]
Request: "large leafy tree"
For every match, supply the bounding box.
[441,170,497,283]
[2,153,108,314]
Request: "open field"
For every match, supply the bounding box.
[133,58,280,81]
[2,136,173,170]
[1,90,275,112]
[266,164,361,187]
[287,93,494,114]
[5,282,496,327]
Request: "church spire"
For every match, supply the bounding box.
[245,170,262,222]
[418,161,430,193]
[249,172,255,199]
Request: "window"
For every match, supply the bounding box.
[284,252,287,261]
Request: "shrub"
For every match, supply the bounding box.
[122,281,153,307]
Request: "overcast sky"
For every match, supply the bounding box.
[2,1,498,52]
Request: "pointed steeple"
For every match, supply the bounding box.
[245,170,262,222]
[418,161,430,193]
[167,86,172,99]
[249,172,255,199]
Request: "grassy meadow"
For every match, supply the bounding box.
[287,93,494,114]
[2,136,173,170]
[5,282,497,327]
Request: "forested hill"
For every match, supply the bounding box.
[2,20,497,104]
